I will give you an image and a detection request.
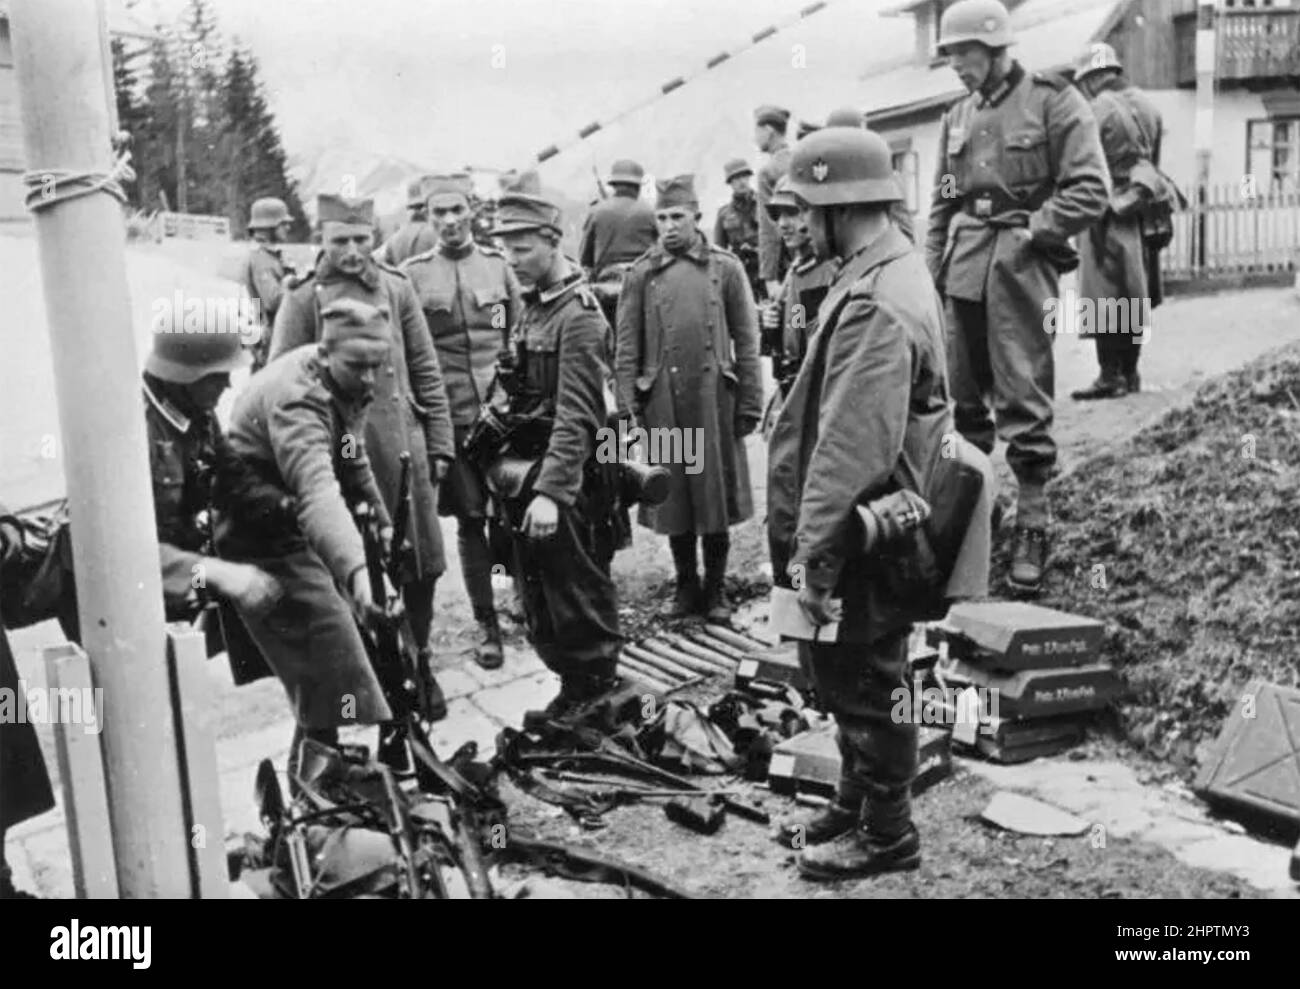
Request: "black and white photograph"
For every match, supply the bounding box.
[0,0,1295,929]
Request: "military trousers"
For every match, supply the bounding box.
[799,630,916,830]
[504,497,622,681]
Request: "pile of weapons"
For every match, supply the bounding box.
[227,730,696,899]
[922,600,1123,763]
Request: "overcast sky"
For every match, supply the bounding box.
[137,0,891,175]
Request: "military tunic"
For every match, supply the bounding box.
[579,192,658,280]
[500,263,622,678]
[377,221,437,267]
[243,241,290,371]
[401,240,523,518]
[926,62,1109,486]
[1078,79,1164,349]
[776,250,838,388]
[220,345,394,730]
[756,142,792,283]
[269,255,455,580]
[144,380,222,622]
[712,192,762,296]
[615,231,763,536]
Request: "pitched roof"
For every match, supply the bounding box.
[860,0,1131,126]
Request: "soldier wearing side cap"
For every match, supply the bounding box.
[243,196,297,373]
[376,176,438,266]
[769,126,992,880]
[485,192,624,718]
[712,158,764,302]
[925,0,1109,596]
[754,104,794,298]
[616,174,763,623]
[579,159,659,327]
[221,299,413,778]
[269,195,456,712]
[401,174,524,671]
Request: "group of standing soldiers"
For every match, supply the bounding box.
[0,0,1172,897]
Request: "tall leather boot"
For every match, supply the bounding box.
[460,519,503,669]
[1119,342,1142,393]
[700,532,732,623]
[666,534,700,618]
[1008,482,1049,597]
[1071,342,1127,400]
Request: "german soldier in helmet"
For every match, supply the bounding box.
[925,0,1109,596]
[402,174,524,670]
[579,159,658,327]
[269,194,456,745]
[142,308,284,631]
[487,192,624,719]
[616,175,763,622]
[244,196,296,373]
[769,126,992,880]
[754,104,794,298]
[1070,41,1167,401]
[376,175,438,266]
[712,158,763,302]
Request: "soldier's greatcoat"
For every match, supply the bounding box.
[1078,78,1164,332]
[269,255,455,579]
[221,346,394,730]
[615,230,763,536]
[579,192,658,280]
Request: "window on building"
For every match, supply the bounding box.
[1247,117,1300,193]
[892,146,921,214]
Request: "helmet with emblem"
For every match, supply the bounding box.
[247,197,290,231]
[787,127,901,207]
[936,0,1015,55]
[146,319,251,385]
[1073,41,1122,83]
[765,175,802,220]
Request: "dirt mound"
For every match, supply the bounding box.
[1000,343,1300,770]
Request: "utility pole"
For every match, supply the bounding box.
[1194,0,1217,271]
[10,0,192,897]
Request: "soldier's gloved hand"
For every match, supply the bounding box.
[797,582,842,628]
[735,414,761,438]
[522,492,559,541]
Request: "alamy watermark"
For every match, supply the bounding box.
[150,290,261,343]
[1043,287,1151,342]
[595,419,704,475]
[0,680,103,735]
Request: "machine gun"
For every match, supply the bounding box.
[354,453,445,786]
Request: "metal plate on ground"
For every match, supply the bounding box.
[1193,680,1300,826]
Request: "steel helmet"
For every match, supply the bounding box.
[765,175,801,219]
[937,0,1015,55]
[787,127,901,207]
[1074,42,1123,82]
[146,322,251,384]
[247,197,290,231]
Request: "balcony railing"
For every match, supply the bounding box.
[1176,9,1300,86]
